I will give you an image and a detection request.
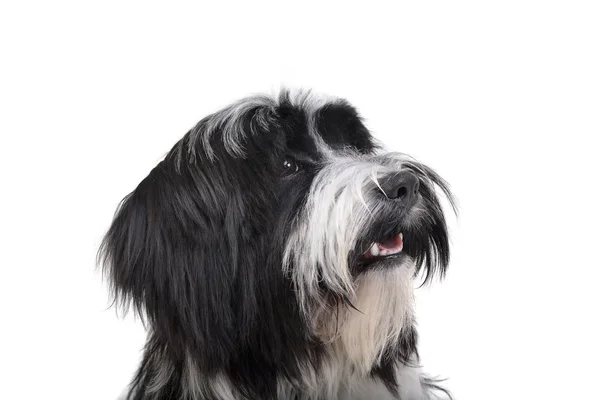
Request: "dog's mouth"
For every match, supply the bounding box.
[360,233,404,265]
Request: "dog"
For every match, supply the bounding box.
[100,90,456,399]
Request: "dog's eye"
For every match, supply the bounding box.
[282,157,300,176]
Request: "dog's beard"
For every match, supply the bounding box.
[283,151,455,371]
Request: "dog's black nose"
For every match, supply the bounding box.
[380,171,420,208]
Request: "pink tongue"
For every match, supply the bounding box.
[379,234,402,249]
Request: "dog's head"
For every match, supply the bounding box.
[100,90,454,383]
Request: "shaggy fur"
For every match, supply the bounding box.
[100,90,456,399]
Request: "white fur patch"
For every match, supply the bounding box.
[336,263,416,373]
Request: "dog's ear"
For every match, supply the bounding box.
[99,159,239,363]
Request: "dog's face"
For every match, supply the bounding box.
[100,91,454,389]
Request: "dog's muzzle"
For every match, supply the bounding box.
[358,170,420,266]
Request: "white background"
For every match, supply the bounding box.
[1,1,599,399]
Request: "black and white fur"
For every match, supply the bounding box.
[100,90,456,400]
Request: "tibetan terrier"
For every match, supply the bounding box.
[100,90,456,400]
